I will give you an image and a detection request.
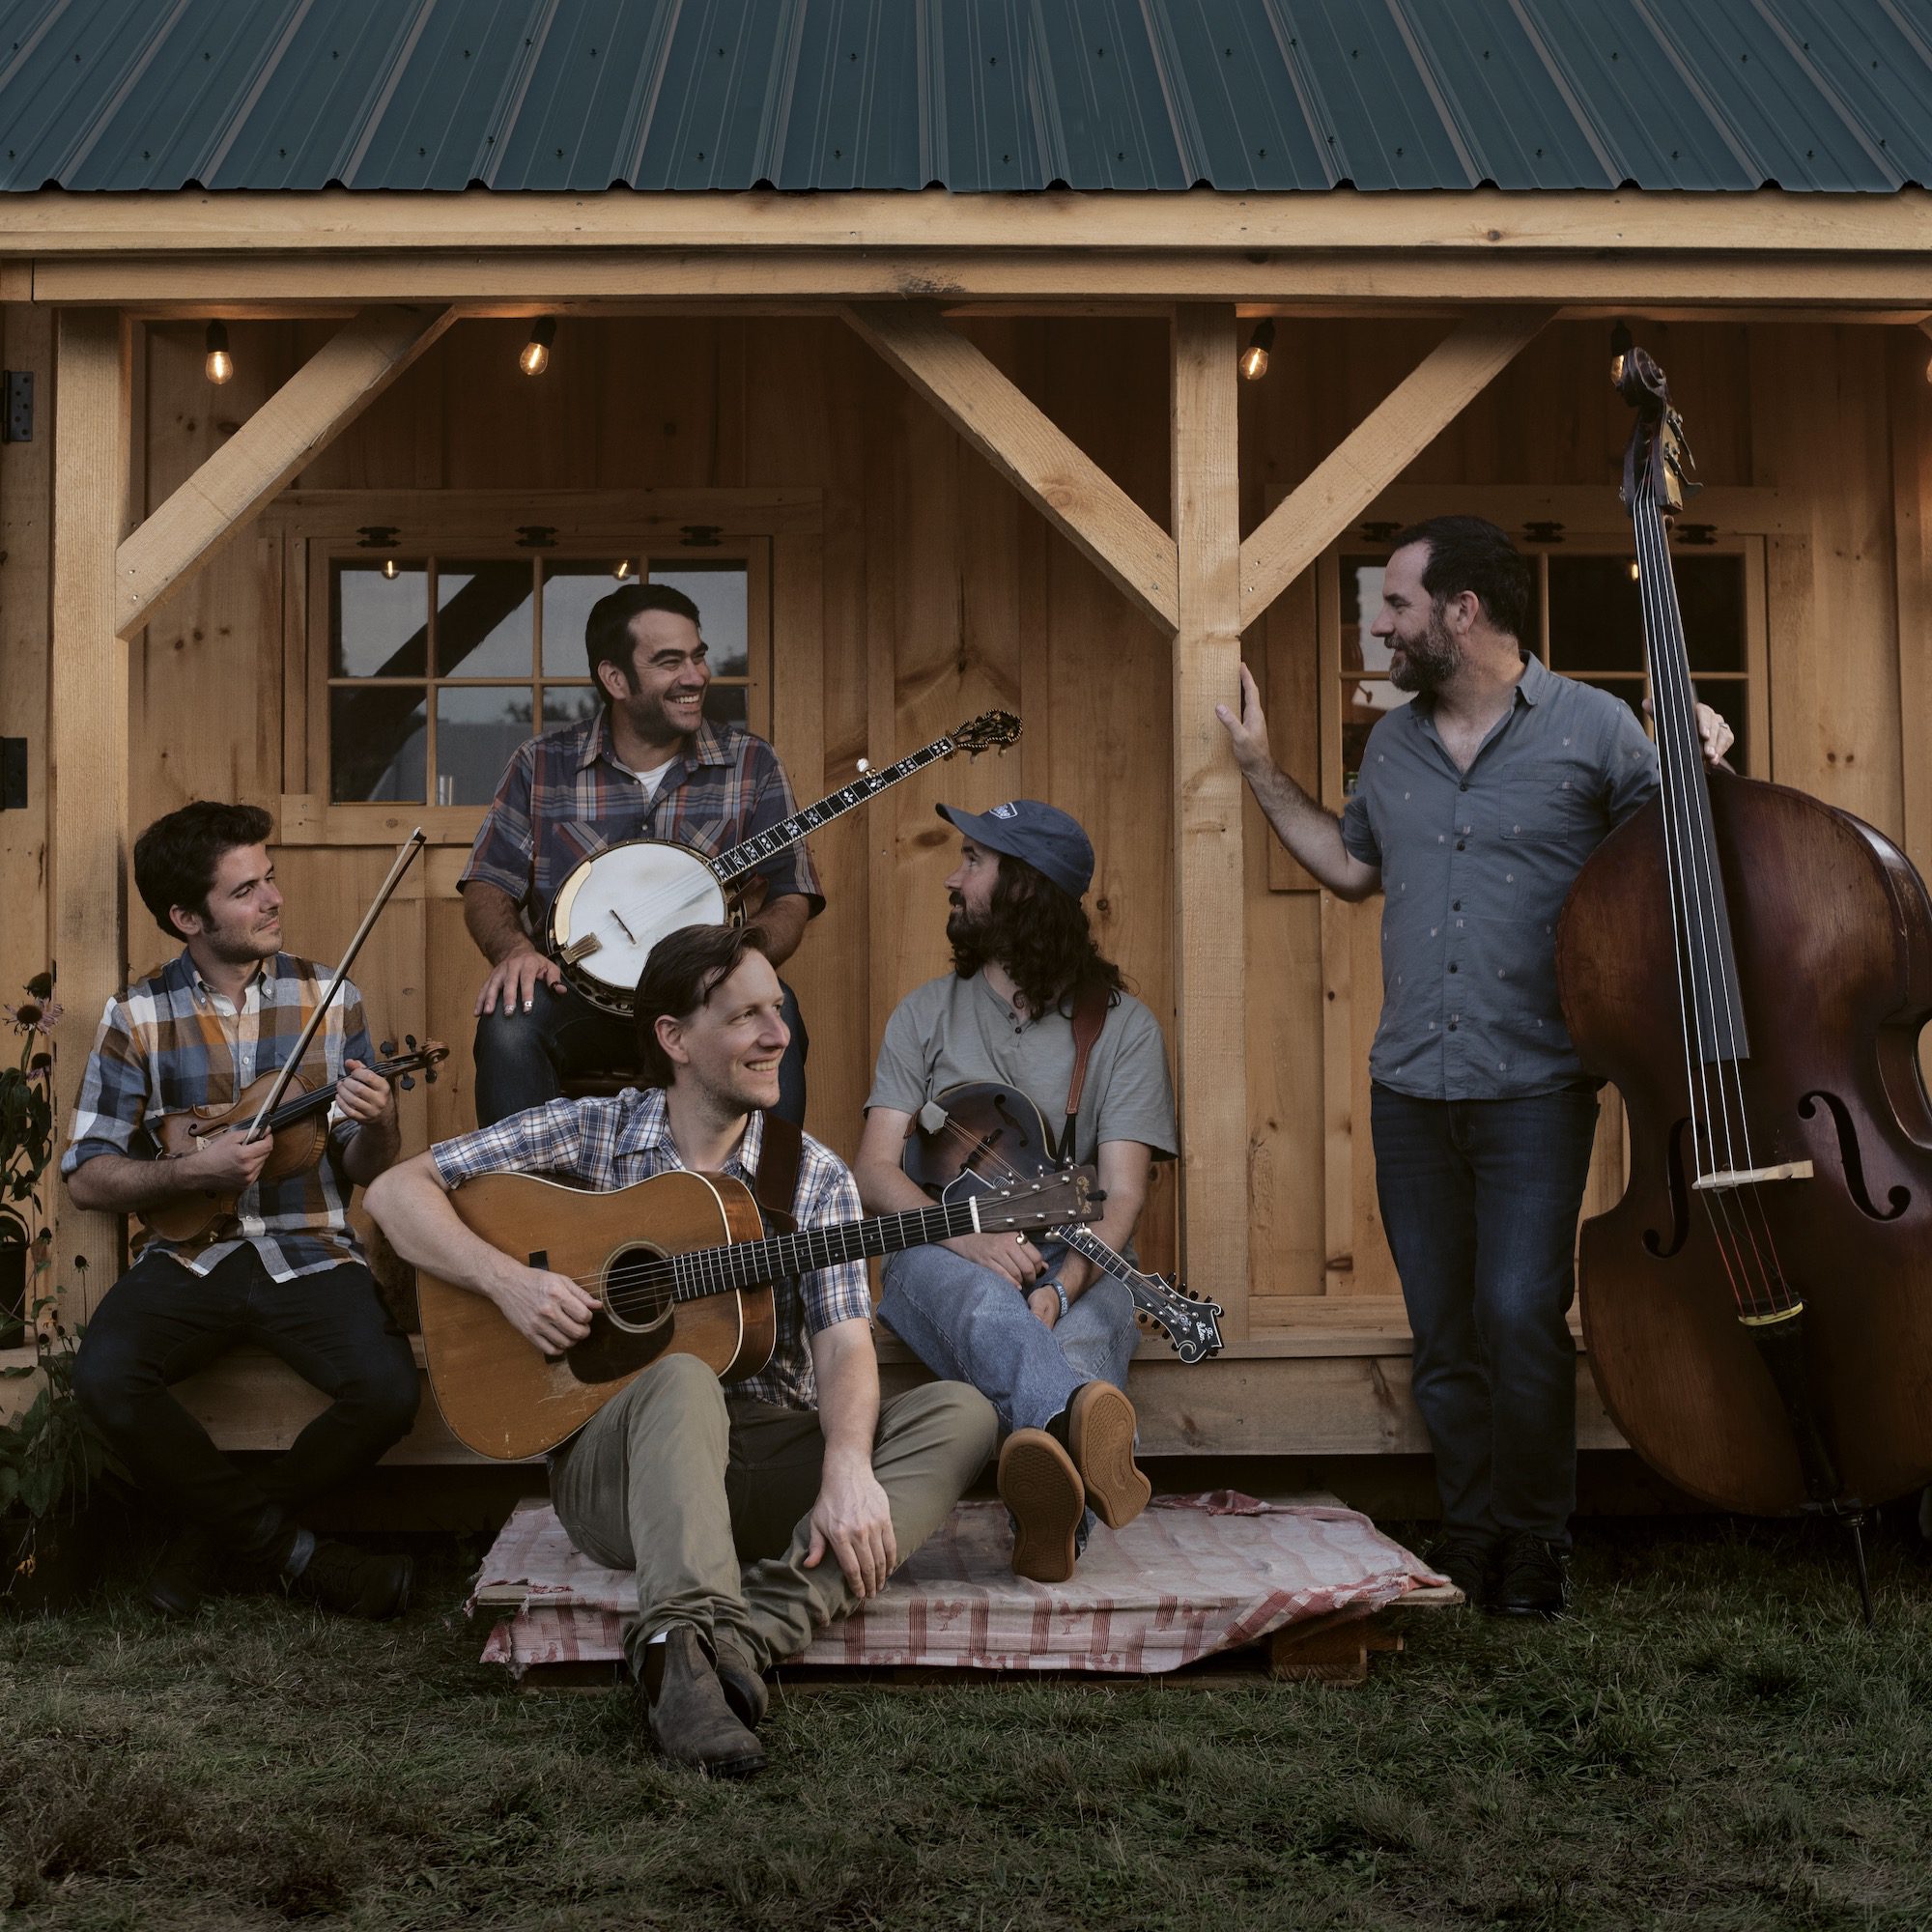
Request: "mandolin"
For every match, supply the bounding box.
[899,1081,1225,1364]
[546,709,1021,1014]
[416,1160,1095,1461]
[141,1037,447,1244]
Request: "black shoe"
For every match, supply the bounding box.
[712,1639,770,1731]
[1489,1531,1568,1617]
[289,1539,414,1621]
[640,1628,767,1778]
[1428,1534,1495,1609]
[146,1523,215,1619]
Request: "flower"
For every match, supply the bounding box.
[3,999,61,1037]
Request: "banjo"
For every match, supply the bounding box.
[546,709,1021,1014]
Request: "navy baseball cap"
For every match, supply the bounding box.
[935,799,1094,901]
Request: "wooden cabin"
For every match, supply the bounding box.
[2,3,1929,1488]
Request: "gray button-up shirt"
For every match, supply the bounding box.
[1340,653,1660,1099]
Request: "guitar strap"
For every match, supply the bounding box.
[753,1110,805,1238]
[1053,984,1110,1166]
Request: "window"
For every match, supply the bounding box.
[1335,538,1760,799]
[324,552,759,807]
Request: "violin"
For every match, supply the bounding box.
[1553,335,1932,1614]
[141,1037,447,1244]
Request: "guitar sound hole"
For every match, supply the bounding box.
[602,1243,677,1334]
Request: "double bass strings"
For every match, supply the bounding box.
[1631,457,1793,1317]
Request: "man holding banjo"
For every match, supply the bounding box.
[460,582,822,1128]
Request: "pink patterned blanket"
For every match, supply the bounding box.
[475,1492,1444,1678]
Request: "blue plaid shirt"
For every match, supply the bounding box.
[63,952,375,1280]
[459,711,824,928]
[429,1087,871,1412]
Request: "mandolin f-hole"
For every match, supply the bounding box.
[1798,1091,1912,1223]
[1644,1116,1693,1259]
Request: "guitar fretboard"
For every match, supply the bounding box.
[668,1196,980,1299]
[708,739,958,885]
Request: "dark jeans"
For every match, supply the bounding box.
[472,975,809,1129]
[1371,1083,1601,1548]
[72,1247,419,1565]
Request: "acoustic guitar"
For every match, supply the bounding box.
[901,1081,1226,1364]
[416,1162,1094,1461]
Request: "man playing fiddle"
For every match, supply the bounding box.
[65,802,418,1620]
[1218,517,1733,1616]
[461,582,821,1128]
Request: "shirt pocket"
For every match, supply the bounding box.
[1498,774,1601,845]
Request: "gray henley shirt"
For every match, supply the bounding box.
[1339,652,1661,1100]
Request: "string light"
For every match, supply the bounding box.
[613,558,632,579]
[382,558,399,581]
[1239,319,1275,382]
[204,321,233,385]
[1628,559,1640,582]
[519,316,557,377]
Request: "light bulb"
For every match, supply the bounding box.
[520,316,556,376]
[1240,319,1275,382]
[204,321,233,385]
[1627,560,1639,582]
[613,558,632,579]
[382,558,399,581]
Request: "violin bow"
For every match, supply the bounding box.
[241,827,428,1143]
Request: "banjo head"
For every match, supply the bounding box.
[549,839,731,1013]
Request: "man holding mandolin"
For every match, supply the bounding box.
[64,802,420,1622]
[460,582,821,1129]
[1219,517,1733,1617]
[366,925,998,1779]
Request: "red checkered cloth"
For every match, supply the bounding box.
[473,1492,1445,1678]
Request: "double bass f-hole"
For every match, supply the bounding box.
[1798,1091,1912,1223]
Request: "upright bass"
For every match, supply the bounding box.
[1554,336,1932,1606]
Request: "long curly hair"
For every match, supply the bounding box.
[950,851,1124,1018]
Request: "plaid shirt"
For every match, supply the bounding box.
[430,1087,870,1413]
[459,711,824,927]
[63,952,375,1281]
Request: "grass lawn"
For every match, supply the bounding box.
[4,1514,1931,1931]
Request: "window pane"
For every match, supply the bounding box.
[542,684,601,732]
[436,560,534,676]
[542,560,639,676]
[330,690,425,802]
[331,563,427,677]
[1674,554,1746,673]
[650,562,749,679]
[1548,557,1646,673]
[1342,678,1412,796]
[1340,556,1393,675]
[704,683,748,731]
[436,687,534,806]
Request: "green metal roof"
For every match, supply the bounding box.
[2,0,1928,194]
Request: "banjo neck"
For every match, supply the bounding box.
[708,736,966,888]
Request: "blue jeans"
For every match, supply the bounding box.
[1371,1083,1601,1548]
[473,975,808,1129]
[877,1244,1139,1438]
[72,1247,419,1565]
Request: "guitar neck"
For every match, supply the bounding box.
[710,739,957,885]
[669,1196,982,1299]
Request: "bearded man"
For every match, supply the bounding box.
[1217,516,1733,1616]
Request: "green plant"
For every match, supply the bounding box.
[0,972,59,1253]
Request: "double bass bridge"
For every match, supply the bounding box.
[1692,1160,1815,1193]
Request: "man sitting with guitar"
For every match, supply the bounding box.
[65,802,419,1621]
[460,582,822,1128]
[855,801,1179,1583]
[365,925,998,1779]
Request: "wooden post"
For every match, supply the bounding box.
[49,310,129,1313]
[1170,306,1248,1337]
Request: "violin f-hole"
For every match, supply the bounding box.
[1643,1117,1692,1259]
[1798,1091,1911,1223]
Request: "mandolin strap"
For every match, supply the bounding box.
[753,1111,805,1239]
[1054,985,1110,1166]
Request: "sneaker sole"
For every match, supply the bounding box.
[998,1430,1083,1583]
[1066,1383,1151,1530]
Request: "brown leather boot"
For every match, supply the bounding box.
[711,1638,770,1730]
[639,1628,767,1778]
[1065,1381,1151,1530]
[998,1428,1084,1583]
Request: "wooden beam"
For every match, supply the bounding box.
[113,303,457,638]
[7,187,1932,257]
[32,252,1932,310]
[49,310,128,1313]
[842,302,1178,629]
[1237,310,1553,628]
[1170,305,1248,1338]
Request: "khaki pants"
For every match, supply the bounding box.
[550,1351,997,1674]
